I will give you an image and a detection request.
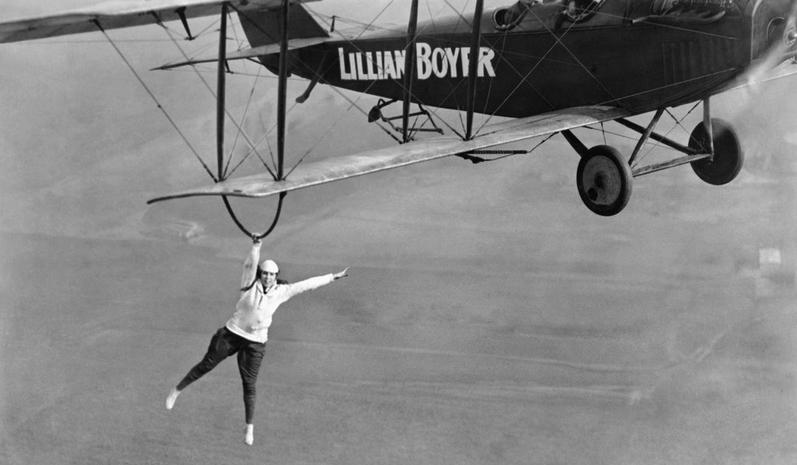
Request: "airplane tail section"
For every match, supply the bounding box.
[236,4,329,50]
[150,4,331,72]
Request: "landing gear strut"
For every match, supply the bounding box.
[565,99,744,216]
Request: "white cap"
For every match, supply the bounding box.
[260,259,279,273]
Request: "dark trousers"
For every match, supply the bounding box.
[177,327,266,424]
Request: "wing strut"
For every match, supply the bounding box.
[402,0,420,143]
[175,7,195,40]
[216,3,228,179]
[465,0,485,141]
[628,108,664,166]
[702,97,714,159]
[218,1,288,239]
[276,0,290,180]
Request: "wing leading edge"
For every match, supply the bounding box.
[0,0,320,44]
[147,105,631,204]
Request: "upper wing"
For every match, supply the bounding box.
[147,105,631,204]
[0,0,320,43]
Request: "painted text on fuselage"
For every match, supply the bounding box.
[338,42,496,81]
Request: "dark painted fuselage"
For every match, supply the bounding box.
[246,0,796,117]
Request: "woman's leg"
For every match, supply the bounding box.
[176,327,238,391]
[237,341,266,443]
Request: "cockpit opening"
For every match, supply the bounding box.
[493,0,608,31]
[492,0,745,31]
[639,0,742,25]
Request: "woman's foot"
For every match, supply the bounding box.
[244,424,254,445]
[165,388,181,410]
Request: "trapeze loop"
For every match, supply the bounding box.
[222,192,286,240]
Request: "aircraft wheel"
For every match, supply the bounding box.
[689,118,744,185]
[576,145,633,216]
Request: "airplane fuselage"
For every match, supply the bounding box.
[247,0,795,117]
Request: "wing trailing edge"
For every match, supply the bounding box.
[147,106,631,204]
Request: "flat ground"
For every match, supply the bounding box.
[2,120,796,464]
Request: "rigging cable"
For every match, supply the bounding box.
[148,12,285,238]
[474,4,611,137]
[237,3,402,142]
[155,17,277,181]
[224,65,264,178]
[470,7,585,137]
[441,0,474,27]
[222,10,273,179]
[579,101,701,161]
[92,20,218,182]
[471,1,739,137]
[353,0,397,40]
[306,3,469,139]
[631,101,702,167]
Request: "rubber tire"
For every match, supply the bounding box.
[576,145,633,216]
[689,118,744,185]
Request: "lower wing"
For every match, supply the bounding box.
[147,105,631,204]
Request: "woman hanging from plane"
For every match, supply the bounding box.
[166,236,349,446]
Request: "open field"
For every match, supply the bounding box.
[2,132,796,464]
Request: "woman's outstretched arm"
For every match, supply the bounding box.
[240,236,262,290]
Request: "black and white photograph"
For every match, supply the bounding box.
[1,1,796,463]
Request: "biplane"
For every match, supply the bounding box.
[1,0,796,238]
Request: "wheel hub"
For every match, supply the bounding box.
[576,145,633,216]
[582,157,622,205]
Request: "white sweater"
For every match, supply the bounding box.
[226,243,334,343]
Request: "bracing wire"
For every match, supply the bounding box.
[473,4,605,137]
[424,0,438,31]
[306,9,400,36]
[307,2,468,140]
[468,1,740,137]
[145,0,743,194]
[156,18,277,181]
[581,126,681,156]
[192,17,223,40]
[224,65,263,177]
[224,11,251,166]
[442,0,473,27]
[148,12,288,239]
[353,0,396,40]
[227,9,244,50]
[233,1,410,163]
[632,101,702,167]
[93,20,218,182]
[471,11,584,136]
[579,101,701,165]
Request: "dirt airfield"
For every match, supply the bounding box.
[2,94,797,464]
